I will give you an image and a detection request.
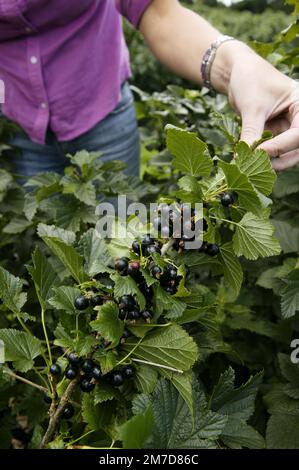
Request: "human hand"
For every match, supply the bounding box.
[214,42,299,170]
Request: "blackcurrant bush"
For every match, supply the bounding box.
[206,243,220,257]
[81,359,94,373]
[65,366,78,380]
[50,363,61,376]
[115,257,129,275]
[119,295,135,311]
[90,295,103,307]
[221,192,235,207]
[132,240,141,255]
[80,378,95,393]
[74,295,89,311]
[111,372,125,387]
[62,404,74,420]
[123,365,135,378]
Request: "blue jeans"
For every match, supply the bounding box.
[6,82,140,179]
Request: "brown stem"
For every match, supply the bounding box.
[40,376,80,448]
[4,369,47,393]
[161,238,175,256]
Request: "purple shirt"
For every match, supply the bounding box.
[0,0,152,144]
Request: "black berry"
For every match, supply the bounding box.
[43,393,52,404]
[80,378,95,393]
[50,363,61,376]
[151,264,162,279]
[119,308,127,320]
[128,310,140,321]
[166,286,177,295]
[145,244,161,256]
[221,192,235,207]
[115,257,129,276]
[91,366,103,381]
[67,352,80,366]
[132,240,141,255]
[62,404,74,420]
[206,243,220,257]
[81,359,94,373]
[122,328,130,339]
[141,310,153,321]
[141,234,155,250]
[111,372,125,387]
[65,367,78,380]
[123,365,135,378]
[119,295,135,311]
[127,261,141,280]
[90,295,103,307]
[74,296,90,311]
[139,283,153,298]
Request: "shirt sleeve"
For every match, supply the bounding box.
[115,0,153,28]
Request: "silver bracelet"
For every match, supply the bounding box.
[201,35,236,90]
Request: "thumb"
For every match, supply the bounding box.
[240,112,265,146]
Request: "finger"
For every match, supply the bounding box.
[265,117,289,137]
[240,112,265,146]
[272,150,299,170]
[260,128,299,157]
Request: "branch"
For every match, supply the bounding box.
[4,369,47,393]
[40,376,80,448]
[161,238,175,256]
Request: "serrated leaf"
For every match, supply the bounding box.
[94,383,120,405]
[3,217,32,234]
[93,350,118,374]
[111,273,146,311]
[134,365,158,394]
[273,220,299,254]
[37,223,76,245]
[79,229,112,276]
[90,301,124,347]
[219,242,243,298]
[280,270,299,318]
[0,267,27,314]
[0,329,43,372]
[166,126,213,177]
[82,395,114,431]
[147,379,227,449]
[235,142,276,195]
[132,394,152,415]
[266,413,299,449]
[27,248,58,310]
[48,286,82,315]
[160,370,193,414]
[233,212,281,260]
[153,284,186,319]
[218,160,262,215]
[38,225,87,283]
[273,167,299,198]
[222,420,265,449]
[123,325,198,373]
[118,406,154,449]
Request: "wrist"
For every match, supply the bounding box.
[210,41,254,94]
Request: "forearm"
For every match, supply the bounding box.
[139,0,253,94]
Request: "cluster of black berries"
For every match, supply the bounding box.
[220,192,236,208]
[131,234,161,257]
[118,294,153,322]
[150,263,182,295]
[74,289,104,311]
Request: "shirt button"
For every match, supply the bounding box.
[30,56,38,64]
[40,102,47,109]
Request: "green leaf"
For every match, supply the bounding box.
[3,217,32,234]
[94,383,120,405]
[218,160,262,215]
[118,406,154,449]
[273,167,299,198]
[0,267,27,314]
[123,325,198,373]
[153,284,186,319]
[0,329,43,372]
[0,169,13,192]
[280,270,299,319]
[61,176,97,207]
[148,379,227,449]
[235,142,277,196]
[90,301,124,347]
[79,229,112,276]
[166,125,213,177]
[273,220,299,254]
[93,350,118,374]
[266,413,299,449]
[134,365,158,394]
[48,286,82,315]
[38,224,87,283]
[160,370,194,415]
[111,273,146,311]
[82,395,114,431]
[219,242,243,298]
[222,421,265,449]
[233,212,281,260]
[37,223,76,245]
[27,248,58,310]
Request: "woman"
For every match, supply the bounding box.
[0,0,298,179]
